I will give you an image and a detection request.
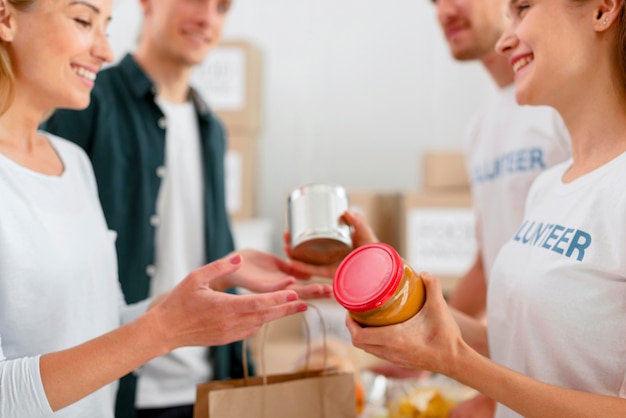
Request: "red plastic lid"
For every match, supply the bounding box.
[333,242,404,312]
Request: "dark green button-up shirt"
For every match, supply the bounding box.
[42,54,251,418]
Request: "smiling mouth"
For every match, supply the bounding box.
[72,65,96,81]
[513,55,534,73]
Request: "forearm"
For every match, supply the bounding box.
[447,254,487,318]
[451,346,626,418]
[451,308,489,357]
[40,313,168,412]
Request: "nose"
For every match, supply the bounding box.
[436,0,458,25]
[93,28,115,64]
[495,23,517,57]
[197,0,223,27]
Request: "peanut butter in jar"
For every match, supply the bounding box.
[333,242,425,326]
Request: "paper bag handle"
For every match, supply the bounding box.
[242,303,329,385]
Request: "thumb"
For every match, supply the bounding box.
[419,272,446,306]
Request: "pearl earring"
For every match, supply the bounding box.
[603,16,609,25]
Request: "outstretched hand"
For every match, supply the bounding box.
[149,255,309,351]
[283,210,380,279]
[211,249,333,300]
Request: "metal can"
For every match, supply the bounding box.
[287,183,353,265]
[333,242,426,326]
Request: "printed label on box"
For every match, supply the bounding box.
[406,208,476,276]
[192,47,247,110]
[225,150,243,214]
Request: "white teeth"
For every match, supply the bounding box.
[73,66,96,81]
[513,56,533,73]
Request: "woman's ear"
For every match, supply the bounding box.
[0,0,16,42]
[595,0,624,31]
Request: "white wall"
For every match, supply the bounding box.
[108,0,496,253]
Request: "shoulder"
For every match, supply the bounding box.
[526,159,571,199]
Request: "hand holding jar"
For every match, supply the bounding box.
[344,271,469,376]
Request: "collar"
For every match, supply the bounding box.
[118,53,211,117]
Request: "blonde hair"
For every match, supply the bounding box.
[0,0,38,116]
[616,8,626,89]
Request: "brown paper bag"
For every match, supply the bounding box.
[194,368,357,418]
[194,306,357,418]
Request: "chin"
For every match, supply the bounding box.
[57,96,92,111]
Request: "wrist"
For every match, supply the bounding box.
[134,307,174,357]
[445,339,483,384]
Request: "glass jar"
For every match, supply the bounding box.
[333,242,425,326]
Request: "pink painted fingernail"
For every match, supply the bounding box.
[229,254,242,265]
[286,293,298,302]
[297,303,308,312]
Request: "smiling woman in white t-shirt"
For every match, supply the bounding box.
[344,0,626,416]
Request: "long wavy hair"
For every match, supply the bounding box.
[0,0,38,116]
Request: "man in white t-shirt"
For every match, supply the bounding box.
[429,0,570,414]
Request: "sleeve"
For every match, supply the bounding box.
[0,335,53,418]
[120,298,152,325]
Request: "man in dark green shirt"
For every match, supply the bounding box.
[42,1,330,417]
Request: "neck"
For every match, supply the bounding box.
[557,79,626,179]
[0,94,47,150]
[133,45,193,104]
[481,50,515,89]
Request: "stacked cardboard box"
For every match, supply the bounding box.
[192,39,263,221]
[345,152,475,296]
[422,150,471,192]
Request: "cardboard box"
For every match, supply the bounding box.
[400,192,476,295]
[422,150,470,192]
[348,190,403,251]
[192,39,263,135]
[225,135,257,220]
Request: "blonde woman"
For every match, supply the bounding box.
[0,1,312,417]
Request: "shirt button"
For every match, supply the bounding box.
[150,215,160,227]
[158,117,167,129]
[145,265,156,277]
[156,166,167,178]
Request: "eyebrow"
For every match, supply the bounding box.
[69,1,101,14]
[69,0,112,23]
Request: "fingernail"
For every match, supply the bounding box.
[230,254,242,265]
[297,303,308,312]
[286,293,298,302]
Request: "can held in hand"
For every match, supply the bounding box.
[333,242,426,327]
[288,183,353,265]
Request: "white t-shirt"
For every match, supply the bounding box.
[0,135,129,418]
[488,154,626,418]
[135,99,210,408]
[465,85,571,280]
